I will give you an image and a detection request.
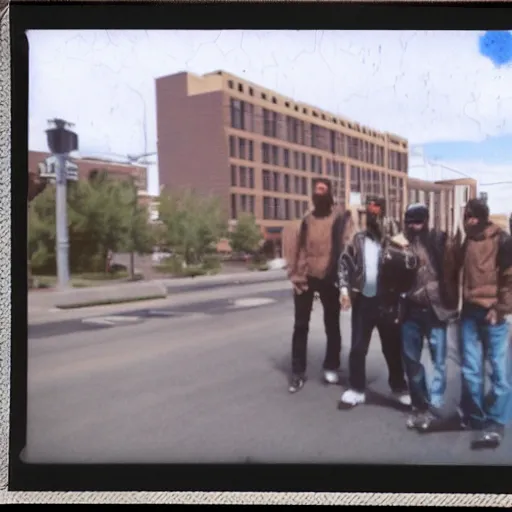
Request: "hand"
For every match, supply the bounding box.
[486,308,498,326]
[293,283,307,295]
[339,293,351,311]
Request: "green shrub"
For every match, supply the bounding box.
[201,254,222,272]
[182,266,208,277]
[155,255,185,276]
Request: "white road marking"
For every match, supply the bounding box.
[231,298,276,309]
[81,315,141,326]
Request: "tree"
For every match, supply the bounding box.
[28,171,154,275]
[229,213,262,255]
[158,188,227,265]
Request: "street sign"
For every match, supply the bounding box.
[38,155,79,181]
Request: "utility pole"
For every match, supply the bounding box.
[45,119,79,289]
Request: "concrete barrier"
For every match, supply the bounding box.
[53,281,168,309]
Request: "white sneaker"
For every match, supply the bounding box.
[340,389,366,407]
[392,390,412,407]
[323,370,339,385]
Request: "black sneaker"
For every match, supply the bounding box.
[471,423,505,450]
[288,375,306,394]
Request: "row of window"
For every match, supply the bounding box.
[262,170,308,196]
[263,196,309,221]
[230,193,256,219]
[230,165,255,189]
[229,136,254,162]
[229,99,407,171]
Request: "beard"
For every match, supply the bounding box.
[405,226,427,243]
[312,194,333,216]
[366,214,382,238]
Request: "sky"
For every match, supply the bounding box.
[28,29,512,213]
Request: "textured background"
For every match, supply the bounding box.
[1,1,511,506]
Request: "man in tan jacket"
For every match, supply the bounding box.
[282,178,353,393]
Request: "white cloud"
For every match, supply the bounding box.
[27,29,512,195]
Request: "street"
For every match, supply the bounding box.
[25,282,512,466]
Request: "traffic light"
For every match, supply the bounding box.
[46,119,79,154]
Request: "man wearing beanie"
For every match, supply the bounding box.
[337,195,411,409]
[283,178,353,393]
[399,203,457,431]
[454,198,512,449]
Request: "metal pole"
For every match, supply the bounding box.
[55,153,70,288]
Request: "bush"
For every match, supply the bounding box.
[108,263,127,274]
[202,254,222,273]
[182,266,208,278]
[248,262,269,272]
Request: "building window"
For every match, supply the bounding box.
[284,149,290,168]
[263,197,272,220]
[273,197,281,220]
[228,80,234,89]
[248,140,254,161]
[294,151,300,169]
[238,83,244,93]
[301,153,306,171]
[230,98,245,130]
[272,171,280,192]
[295,200,301,218]
[272,145,279,166]
[302,201,309,214]
[262,170,271,191]
[240,194,248,212]
[231,194,237,219]
[311,154,317,173]
[239,167,247,188]
[333,161,339,178]
[239,138,246,160]
[262,143,271,164]
[246,103,255,132]
[294,176,300,194]
[249,195,255,214]
[284,174,290,194]
[231,165,237,186]
[326,160,331,175]
[229,136,236,157]
[263,109,278,138]
[284,199,290,220]
[249,87,254,96]
[311,124,321,149]
[301,177,308,196]
[330,130,336,154]
[248,168,255,189]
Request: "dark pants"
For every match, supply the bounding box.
[349,294,407,393]
[401,303,447,411]
[291,277,341,376]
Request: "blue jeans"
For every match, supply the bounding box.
[459,303,511,429]
[401,304,448,411]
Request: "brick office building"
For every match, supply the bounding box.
[407,177,477,235]
[29,150,148,194]
[156,70,409,246]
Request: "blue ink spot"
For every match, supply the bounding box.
[479,31,512,67]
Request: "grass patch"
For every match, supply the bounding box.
[30,271,142,289]
[56,294,167,310]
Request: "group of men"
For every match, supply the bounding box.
[284,177,512,450]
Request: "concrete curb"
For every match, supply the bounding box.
[52,281,168,309]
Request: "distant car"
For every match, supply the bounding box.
[267,258,287,270]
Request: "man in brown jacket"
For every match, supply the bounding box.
[455,198,512,449]
[283,178,353,393]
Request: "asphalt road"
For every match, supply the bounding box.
[25,285,512,466]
